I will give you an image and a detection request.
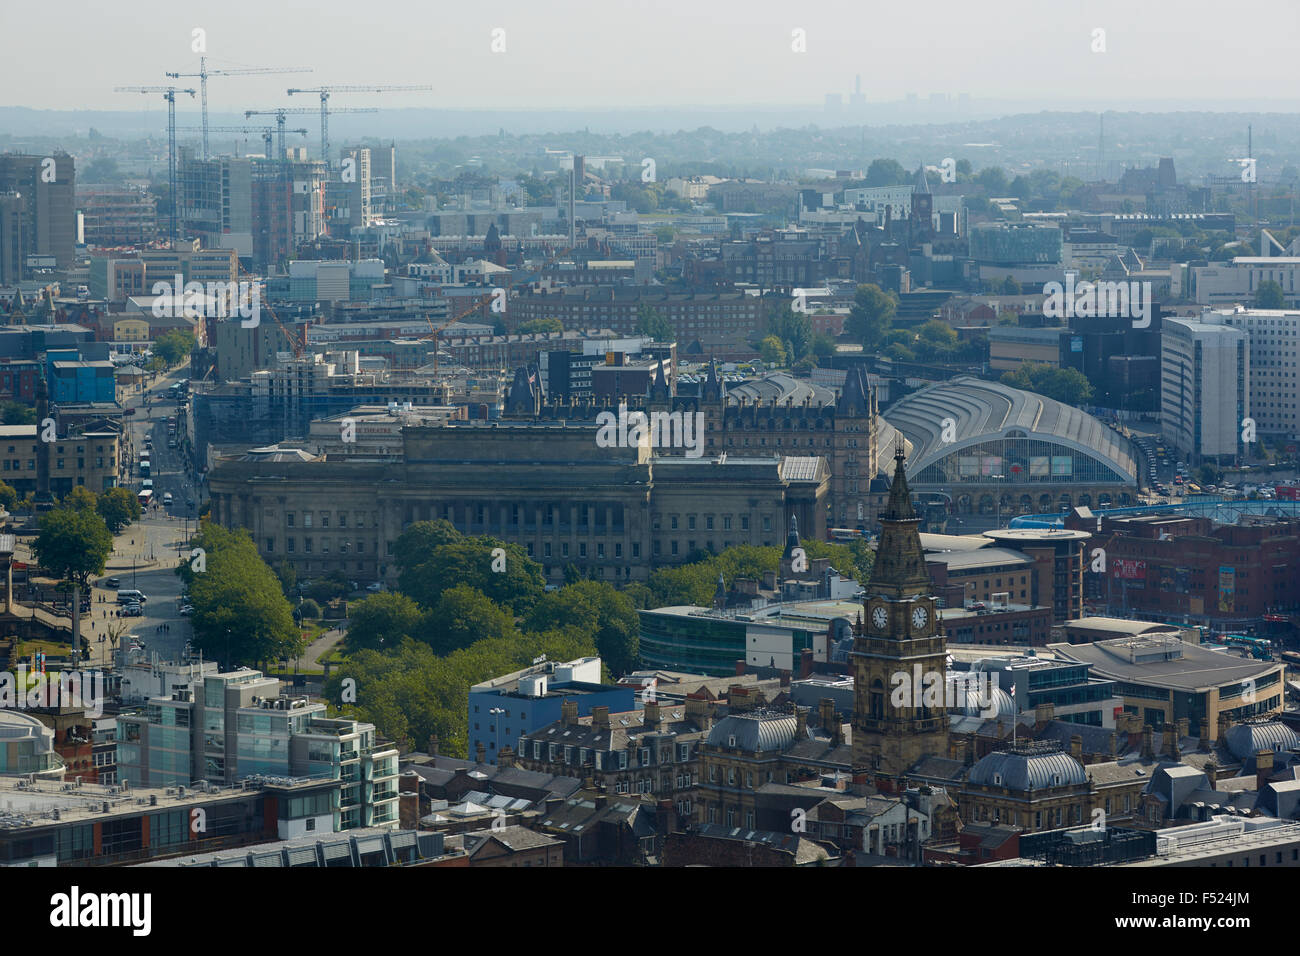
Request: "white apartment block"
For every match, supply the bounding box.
[1203,307,1300,440]
[1161,316,1249,462]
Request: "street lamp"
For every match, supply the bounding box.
[488,707,505,766]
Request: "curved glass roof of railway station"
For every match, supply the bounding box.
[884,376,1139,488]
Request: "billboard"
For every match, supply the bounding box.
[1112,559,1147,580]
[1218,566,1235,614]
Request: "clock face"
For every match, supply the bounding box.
[871,606,888,630]
[912,605,929,629]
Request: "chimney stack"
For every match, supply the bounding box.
[561,699,579,727]
[592,706,611,731]
[428,734,439,757]
[795,706,808,738]
[780,670,791,689]
[818,698,837,741]
[1141,725,1154,759]
[1256,749,1276,790]
[800,648,814,680]
[1204,761,1218,790]
[475,740,486,764]
[498,745,515,769]
[644,700,661,729]
[1070,734,1083,762]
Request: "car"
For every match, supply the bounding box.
[123,604,143,617]
[179,605,193,616]
[123,407,136,417]
[103,577,120,588]
[365,582,383,592]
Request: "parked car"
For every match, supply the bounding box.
[124,603,143,617]
[103,577,120,588]
[179,605,193,616]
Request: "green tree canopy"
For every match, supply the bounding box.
[344,592,427,653]
[0,480,16,511]
[865,158,908,186]
[1256,279,1286,309]
[97,486,141,534]
[427,584,519,655]
[515,318,564,335]
[636,304,675,342]
[153,329,196,366]
[33,506,113,590]
[759,335,787,366]
[0,402,35,426]
[181,522,301,669]
[847,284,897,351]
[524,581,640,676]
[1000,362,1094,405]
[397,534,544,615]
[62,485,98,513]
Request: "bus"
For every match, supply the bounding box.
[829,528,870,542]
[138,489,153,508]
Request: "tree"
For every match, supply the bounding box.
[181,523,300,669]
[427,585,518,655]
[914,320,959,362]
[62,485,98,513]
[515,318,563,335]
[153,329,196,366]
[976,167,1009,194]
[1001,275,1022,295]
[865,158,908,187]
[1196,464,1221,487]
[1256,280,1286,309]
[298,598,322,620]
[636,304,675,343]
[393,520,462,578]
[32,506,112,656]
[1000,363,1093,405]
[0,402,35,425]
[524,581,640,676]
[846,284,897,351]
[0,480,15,511]
[759,335,787,366]
[344,592,427,652]
[766,304,812,361]
[397,536,544,615]
[96,486,141,534]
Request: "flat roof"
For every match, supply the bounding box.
[1049,638,1278,693]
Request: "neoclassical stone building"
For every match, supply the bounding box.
[206,422,830,585]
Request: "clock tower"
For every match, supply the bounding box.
[852,451,948,779]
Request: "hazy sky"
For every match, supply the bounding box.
[4,0,1299,113]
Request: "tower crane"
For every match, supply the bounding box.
[285,85,431,171]
[245,107,377,165]
[165,59,311,160]
[114,86,197,242]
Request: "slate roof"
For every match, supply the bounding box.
[706,712,806,752]
[968,748,1088,790]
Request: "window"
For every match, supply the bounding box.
[303,513,312,528]
[640,747,650,766]
[286,513,295,527]
[618,751,628,769]
[265,538,275,553]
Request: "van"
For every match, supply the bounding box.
[163,492,173,505]
[117,589,146,605]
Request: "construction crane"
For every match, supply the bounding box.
[165,59,311,160]
[245,107,377,165]
[285,85,431,171]
[175,125,309,161]
[114,86,197,242]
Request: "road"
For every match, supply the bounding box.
[73,364,198,666]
